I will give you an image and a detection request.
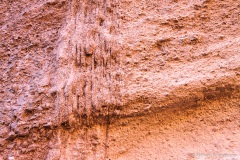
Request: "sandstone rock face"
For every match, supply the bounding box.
[0,0,240,159]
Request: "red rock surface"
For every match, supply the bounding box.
[0,0,239,159]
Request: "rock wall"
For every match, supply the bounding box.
[0,0,239,159]
[0,1,69,159]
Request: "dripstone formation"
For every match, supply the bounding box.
[0,0,239,159]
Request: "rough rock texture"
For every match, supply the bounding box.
[0,0,240,159]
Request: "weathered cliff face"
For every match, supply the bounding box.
[0,1,69,159]
[0,0,240,159]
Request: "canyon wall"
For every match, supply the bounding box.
[0,0,239,159]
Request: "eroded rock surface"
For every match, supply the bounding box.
[0,0,239,159]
